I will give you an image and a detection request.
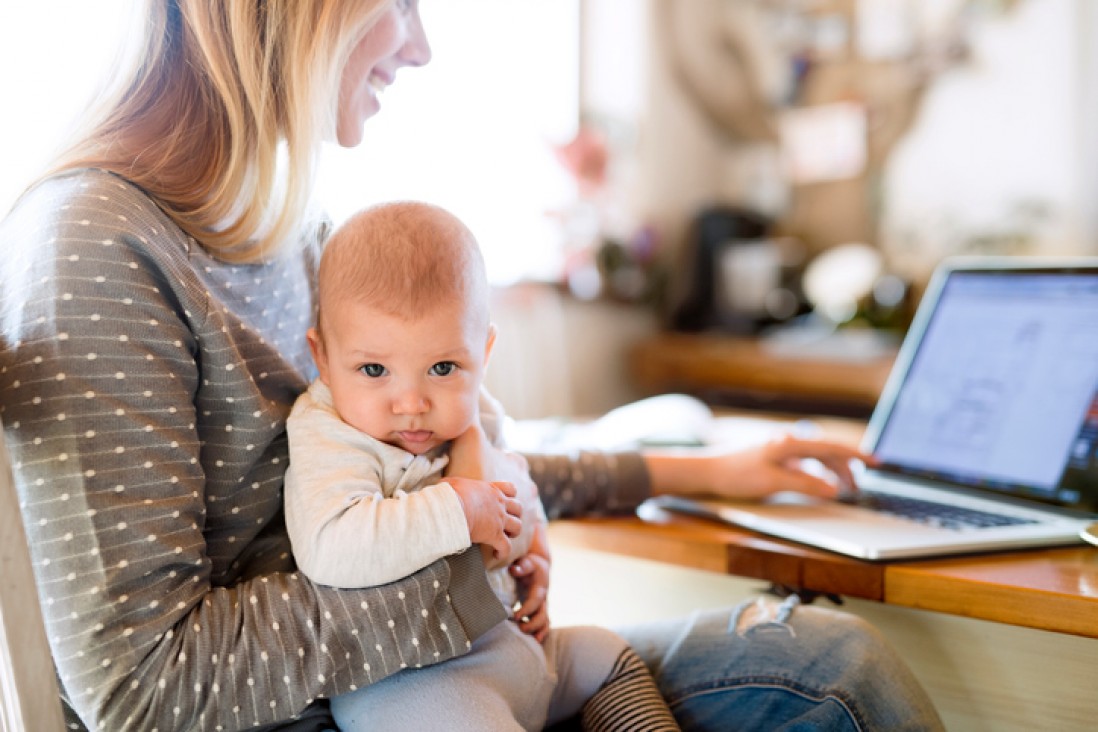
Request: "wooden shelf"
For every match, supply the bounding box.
[630,332,897,416]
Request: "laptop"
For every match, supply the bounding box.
[651,256,1098,560]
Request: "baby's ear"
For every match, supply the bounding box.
[483,323,498,366]
[306,327,330,384]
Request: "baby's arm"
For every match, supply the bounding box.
[449,415,554,639]
[447,418,541,566]
[285,392,513,588]
[445,476,524,565]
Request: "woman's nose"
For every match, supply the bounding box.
[400,6,432,67]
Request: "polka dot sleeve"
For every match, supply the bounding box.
[0,170,503,730]
[526,450,652,521]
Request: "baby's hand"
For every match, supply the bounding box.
[447,476,522,565]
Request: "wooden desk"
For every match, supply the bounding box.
[629,332,897,416]
[547,516,1098,732]
[545,405,1098,731]
[550,511,1098,639]
[549,404,1098,638]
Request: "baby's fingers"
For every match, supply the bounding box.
[492,480,517,499]
[488,534,513,562]
[503,512,522,539]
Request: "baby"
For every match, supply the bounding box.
[285,201,678,731]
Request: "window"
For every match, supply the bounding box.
[319,1,581,285]
[0,2,129,215]
[0,1,581,285]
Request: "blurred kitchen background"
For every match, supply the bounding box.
[3,0,1096,420]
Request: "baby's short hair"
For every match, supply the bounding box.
[317,201,489,330]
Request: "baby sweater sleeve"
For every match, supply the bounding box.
[285,384,473,588]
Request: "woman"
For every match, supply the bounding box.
[0,1,943,730]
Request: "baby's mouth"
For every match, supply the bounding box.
[398,430,433,444]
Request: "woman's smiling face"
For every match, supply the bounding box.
[336,0,432,147]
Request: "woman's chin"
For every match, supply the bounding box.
[335,126,365,148]
[336,105,380,147]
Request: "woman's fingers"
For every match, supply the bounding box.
[768,435,870,465]
[767,468,838,498]
[517,603,549,642]
[514,584,546,620]
[511,552,551,642]
[767,435,873,498]
[816,456,859,493]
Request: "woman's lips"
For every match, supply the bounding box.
[366,72,390,94]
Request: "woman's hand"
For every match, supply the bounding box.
[645,435,875,501]
[510,522,551,643]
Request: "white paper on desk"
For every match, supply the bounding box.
[504,394,720,453]
[780,102,867,184]
[505,403,802,456]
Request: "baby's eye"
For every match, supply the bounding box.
[360,363,386,378]
[429,361,457,377]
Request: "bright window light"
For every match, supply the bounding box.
[318,0,581,285]
[0,2,130,215]
[0,1,580,286]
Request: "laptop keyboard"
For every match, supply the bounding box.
[840,491,1040,531]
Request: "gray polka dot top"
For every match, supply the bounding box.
[0,169,651,730]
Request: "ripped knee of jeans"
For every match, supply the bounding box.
[727,595,801,638]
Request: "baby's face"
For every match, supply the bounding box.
[310,296,492,455]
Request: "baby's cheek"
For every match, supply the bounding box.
[340,398,387,437]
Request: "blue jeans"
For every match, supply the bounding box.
[263,597,944,731]
[616,597,945,732]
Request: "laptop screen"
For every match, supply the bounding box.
[868,262,1098,512]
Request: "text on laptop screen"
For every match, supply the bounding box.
[872,270,1098,511]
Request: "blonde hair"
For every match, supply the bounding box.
[316,201,489,333]
[46,0,391,263]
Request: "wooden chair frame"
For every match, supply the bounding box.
[0,421,65,731]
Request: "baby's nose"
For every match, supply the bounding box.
[393,387,429,414]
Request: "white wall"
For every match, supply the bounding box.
[486,285,656,420]
[880,0,1098,281]
[585,0,1098,285]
